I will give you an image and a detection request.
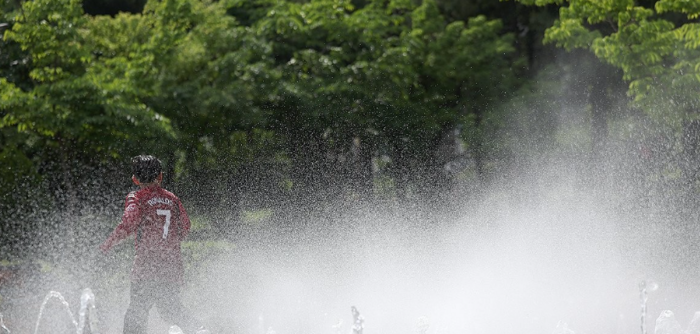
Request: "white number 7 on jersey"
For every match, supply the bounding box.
[156,209,172,239]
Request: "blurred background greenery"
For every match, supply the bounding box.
[1,0,700,259]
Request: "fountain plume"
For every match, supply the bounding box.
[655,310,682,334]
[0,312,10,334]
[687,312,700,334]
[33,288,98,334]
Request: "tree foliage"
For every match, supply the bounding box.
[1,0,174,165]
[516,0,700,124]
[0,0,524,245]
[230,0,522,198]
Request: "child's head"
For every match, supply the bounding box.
[131,155,162,184]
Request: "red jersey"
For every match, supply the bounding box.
[101,185,191,283]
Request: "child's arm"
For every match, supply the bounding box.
[100,193,141,252]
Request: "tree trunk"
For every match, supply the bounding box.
[58,135,76,215]
[164,150,177,190]
[56,133,78,254]
[348,136,374,200]
[682,119,700,186]
[590,64,612,163]
[287,130,334,207]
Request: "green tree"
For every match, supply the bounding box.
[513,0,700,208]
[126,0,281,216]
[1,0,173,213]
[516,0,700,125]
[236,0,522,201]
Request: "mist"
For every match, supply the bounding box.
[157,155,699,334]
[4,0,700,332]
[6,108,700,334]
[6,132,700,334]
[2,52,697,334]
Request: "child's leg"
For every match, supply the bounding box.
[154,283,202,333]
[123,281,155,334]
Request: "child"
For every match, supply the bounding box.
[100,155,204,334]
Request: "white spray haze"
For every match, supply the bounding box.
[175,157,693,334]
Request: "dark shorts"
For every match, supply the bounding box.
[123,280,199,334]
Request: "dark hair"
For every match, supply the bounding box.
[131,155,162,183]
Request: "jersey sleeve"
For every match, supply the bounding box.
[100,193,142,252]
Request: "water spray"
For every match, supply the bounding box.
[34,291,76,334]
[640,280,659,334]
[258,314,265,334]
[416,316,429,334]
[168,325,184,334]
[332,318,343,334]
[33,288,98,334]
[77,288,97,334]
[687,311,700,334]
[0,312,10,334]
[351,306,364,334]
[640,281,647,334]
[655,310,682,334]
[552,321,575,334]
